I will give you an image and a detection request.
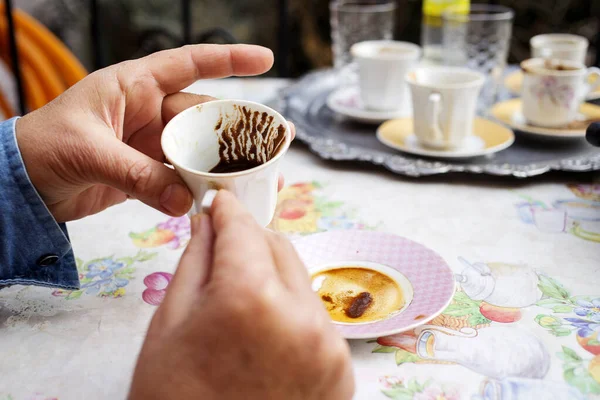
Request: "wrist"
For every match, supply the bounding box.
[15,114,40,187]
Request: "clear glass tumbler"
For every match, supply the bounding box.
[330,0,396,70]
[442,4,514,109]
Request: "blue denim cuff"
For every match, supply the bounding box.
[0,117,79,289]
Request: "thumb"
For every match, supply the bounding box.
[95,137,193,216]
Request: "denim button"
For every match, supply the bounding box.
[37,254,59,266]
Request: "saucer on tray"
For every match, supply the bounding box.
[490,98,600,138]
[326,86,412,124]
[376,117,515,159]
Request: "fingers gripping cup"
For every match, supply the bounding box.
[161,100,292,227]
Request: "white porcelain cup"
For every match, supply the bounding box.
[521,58,600,128]
[406,66,485,149]
[161,100,292,227]
[530,33,588,65]
[351,40,421,111]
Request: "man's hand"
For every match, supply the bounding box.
[15,44,283,222]
[129,191,355,400]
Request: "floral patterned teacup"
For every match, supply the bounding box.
[521,58,600,128]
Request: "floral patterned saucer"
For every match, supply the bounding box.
[292,230,455,339]
[326,86,412,124]
[490,98,600,138]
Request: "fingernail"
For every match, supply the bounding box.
[160,183,192,215]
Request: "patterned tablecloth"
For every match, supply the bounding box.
[1,79,599,400]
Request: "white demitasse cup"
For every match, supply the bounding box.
[351,40,421,111]
[161,100,292,227]
[406,66,485,149]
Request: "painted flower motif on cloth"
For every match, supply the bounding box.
[534,274,600,363]
[379,375,404,389]
[574,299,600,318]
[142,272,173,306]
[52,251,157,299]
[317,215,365,231]
[514,190,600,242]
[530,76,575,108]
[378,376,461,400]
[565,315,600,338]
[268,182,374,235]
[413,386,460,400]
[85,259,125,279]
[129,216,190,250]
[557,346,600,394]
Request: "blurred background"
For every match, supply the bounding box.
[1,0,598,118]
[15,0,600,78]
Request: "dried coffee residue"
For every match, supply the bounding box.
[321,295,333,303]
[521,59,580,74]
[209,159,262,174]
[344,292,373,318]
[213,105,286,170]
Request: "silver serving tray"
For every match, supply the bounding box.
[278,69,600,178]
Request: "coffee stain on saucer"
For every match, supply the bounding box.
[312,267,404,323]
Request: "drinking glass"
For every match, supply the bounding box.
[442,4,514,109]
[330,0,396,70]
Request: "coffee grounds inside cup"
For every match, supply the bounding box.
[522,59,581,74]
[211,105,287,173]
[209,159,262,173]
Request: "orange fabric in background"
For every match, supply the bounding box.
[0,3,88,117]
[0,4,87,87]
[0,74,14,116]
[0,22,66,101]
[20,61,47,110]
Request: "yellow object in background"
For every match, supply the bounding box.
[421,0,470,64]
[423,0,470,17]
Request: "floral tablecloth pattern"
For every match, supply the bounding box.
[0,79,599,400]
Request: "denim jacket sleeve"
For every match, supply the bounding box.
[0,117,79,289]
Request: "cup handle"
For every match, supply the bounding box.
[585,67,600,94]
[187,189,219,220]
[428,92,443,143]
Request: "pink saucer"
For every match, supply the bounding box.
[293,231,455,339]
